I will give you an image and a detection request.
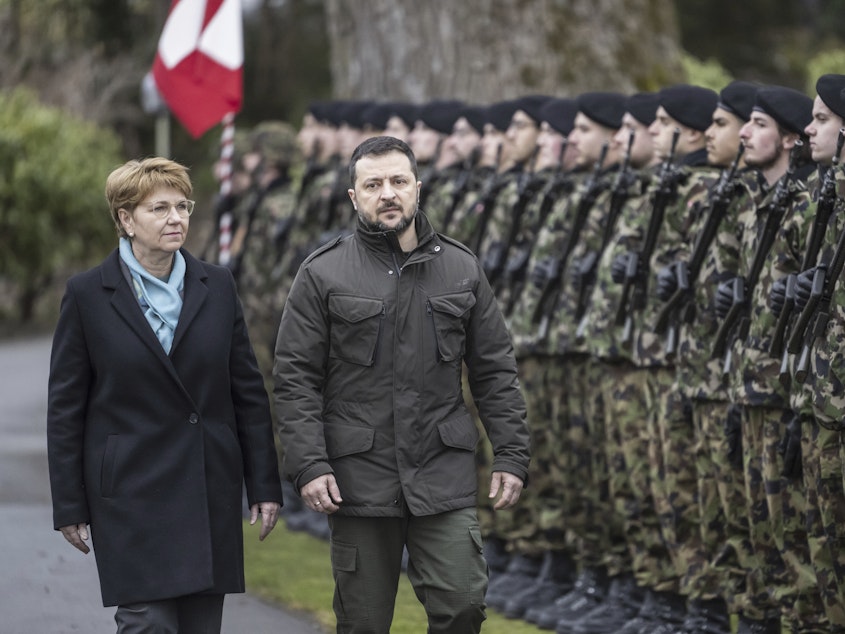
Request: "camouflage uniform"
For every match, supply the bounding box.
[238,178,299,378]
[670,171,754,616]
[627,153,720,597]
[422,163,462,231]
[725,171,827,627]
[578,167,654,581]
[446,165,496,246]
[803,167,845,628]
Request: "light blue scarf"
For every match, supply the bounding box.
[119,237,186,354]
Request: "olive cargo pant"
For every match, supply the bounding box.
[328,507,487,633]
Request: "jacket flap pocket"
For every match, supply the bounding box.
[328,294,383,324]
[325,423,375,459]
[428,291,476,318]
[437,414,480,451]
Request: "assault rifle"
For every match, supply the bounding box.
[469,143,505,255]
[531,141,609,340]
[487,147,543,289]
[654,143,745,358]
[572,129,636,322]
[614,128,682,344]
[711,141,804,373]
[789,149,845,384]
[503,141,571,316]
[783,128,845,359]
[440,147,481,232]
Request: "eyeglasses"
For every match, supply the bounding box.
[141,200,195,218]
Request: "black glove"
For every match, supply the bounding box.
[779,415,803,479]
[611,253,628,284]
[656,265,678,301]
[715,279,737,320]
[769,277,787,317]
[570,251,598,293]
[725,403,743,470]
[530,257,559,290]
[794,267,816,312]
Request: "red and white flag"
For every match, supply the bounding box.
[152,0,243,139]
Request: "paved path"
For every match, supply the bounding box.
[0,336,324,633]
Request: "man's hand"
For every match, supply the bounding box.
[769,277,788,317]
[59,523,90,554]
[489,471,524,510]
[656,265,677,301]
[250,501,281,541]
[300,474,343,514]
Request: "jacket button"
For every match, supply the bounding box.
[392,499,399,505]
[188,413,199,424]
[434,246,441,252]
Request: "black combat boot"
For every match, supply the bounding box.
[485,552,544,611]
[564,573,644,634]
[528,566,608,629]
[736,614,781,634]
[501,550,575,619]
[617,589,686,633]
[676,597,731,634]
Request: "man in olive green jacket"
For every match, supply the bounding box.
[273,135,530,634]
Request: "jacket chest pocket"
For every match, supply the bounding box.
[427,290,476,362]
[328,294,385,366]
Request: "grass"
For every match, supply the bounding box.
[243,518,546,633]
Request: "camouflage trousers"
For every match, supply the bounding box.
[804,419,845,627]
[649,372,704,596]
[690,398,753,615]
[489,355,571,556]
[563,355,616,569]
[740,405,825,627]
[595,361,636,577]
[607,366,675,590]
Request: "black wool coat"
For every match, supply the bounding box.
[47,248,282,607]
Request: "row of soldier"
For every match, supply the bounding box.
[205,77,845,634]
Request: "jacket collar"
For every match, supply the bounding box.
[101,247,209,364]
[355,211,439,260]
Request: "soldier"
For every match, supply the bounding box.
[235,121,300,379]
[408,99,464,216]
[425,104,485,232]
[551,92,662,634]
[448,99,519,246]
[497,91,626,629]
[782,73,845,631]
[714,86,819,633]
[653,80,758,633]
[475,95,551,290]
[601,84,721,634]
[483,97,582,622]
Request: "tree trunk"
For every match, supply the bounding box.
[323,0,684,102]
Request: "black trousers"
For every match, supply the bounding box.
[114,594,224,634]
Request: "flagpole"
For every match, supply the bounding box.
[155,112,171,159]
[216,112,236,266]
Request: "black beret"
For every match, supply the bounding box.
[321,100,347,127]
[658,84,719,132]
[387,102,420,129]
[816,74,845,120]
[337,100,373,129]
[753,86,813,135]
[576,92,626,129]
[306,100,328,122]
[717,81,759,122]
[458,105,486,134]
[417,99,465,134]
[540,98,578,136]
[513,94,553,124]
[360,102,394,130]
[485,100,520,132]
[626,93,660,126]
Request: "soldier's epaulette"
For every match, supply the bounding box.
[437,233,476,257]
[301,234,346,265]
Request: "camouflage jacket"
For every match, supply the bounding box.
[579,168,654,362]
[726,171,811,408]
[423,164,463,231]
[631,156,721,368]
[674,170,750,401]
[807,167,845,423]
